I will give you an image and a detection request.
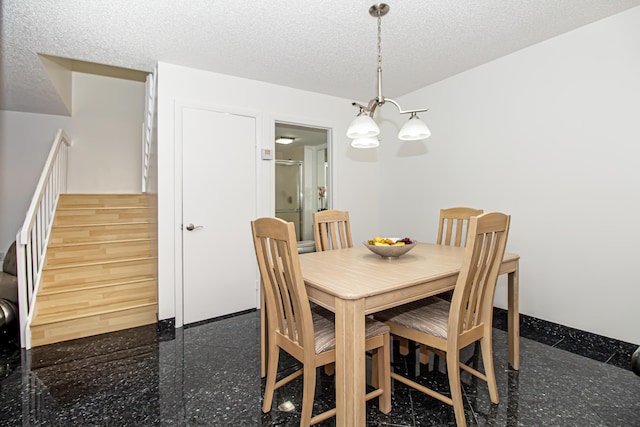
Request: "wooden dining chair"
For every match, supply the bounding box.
[311,209,354,376]
[312,209,353,252]
[415,207,484,363]
[437,207,484,247]
[251,217,391,425]
[375,212,510,427]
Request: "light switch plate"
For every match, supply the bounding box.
[261,149,273,160]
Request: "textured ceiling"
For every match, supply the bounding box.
[2,0,640,116]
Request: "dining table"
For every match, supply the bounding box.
[291,241,521,427]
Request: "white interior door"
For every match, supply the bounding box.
[181,106,257,325]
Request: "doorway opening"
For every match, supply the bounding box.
[274,122,330,251]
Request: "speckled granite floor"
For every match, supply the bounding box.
[0,310,639,426]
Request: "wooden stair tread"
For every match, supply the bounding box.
[48,238,151,249]
[32,300,157,326]
[40,275,155,295]
[53,221,150,228]
[54,211,150,226]
[57,206,151,210]
[45,240,153,267]
[59,193,147,197]
[30,305,157,347]
[52,222,151,229]
[43,256,155,271]
[58,194,151,208]
[49,223,152,245]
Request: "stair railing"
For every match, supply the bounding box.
[16,129,71,349]
[141,69,156,192]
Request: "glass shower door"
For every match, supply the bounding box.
[275,160,303,239]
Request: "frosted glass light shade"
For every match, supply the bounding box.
[346,114,380,139]
[275,137,295,144]
[351,137,380,148]
[398,115,431,141]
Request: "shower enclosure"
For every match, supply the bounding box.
[275,160,303,239]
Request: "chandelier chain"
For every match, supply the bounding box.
[377,14,382,71]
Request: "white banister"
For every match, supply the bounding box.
[142,68,156,192]
[16,129,71,349]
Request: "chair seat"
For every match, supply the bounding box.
[375,297,450,339]
[312,306,390,354]
[297,240,316,254]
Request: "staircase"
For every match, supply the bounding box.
[30,194,157,347]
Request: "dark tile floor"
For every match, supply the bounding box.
[0,310,639,426]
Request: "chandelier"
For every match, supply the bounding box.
[347,4,432,148]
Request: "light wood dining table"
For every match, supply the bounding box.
[292,242,520,426]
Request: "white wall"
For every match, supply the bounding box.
[0,111,70,251]
[156,63,382,322]
[0,72,145,256]
[380,7,640,344]
[67,72,144,193]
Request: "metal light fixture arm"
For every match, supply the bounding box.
[352,99,429,118]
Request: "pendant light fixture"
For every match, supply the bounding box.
[347,4,431,148]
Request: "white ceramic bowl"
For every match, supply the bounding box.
[363,239,417,259]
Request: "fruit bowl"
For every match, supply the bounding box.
[363,237,417,260]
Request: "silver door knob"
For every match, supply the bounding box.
[185,223,203,231]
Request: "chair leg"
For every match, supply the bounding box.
[262,341,280,413]
[300,361,317,426]
[419,344,430,366]
[324,363,335,376]
[446,350,467,427]
[371,352,379,388]
[481,333,499,404]
[260,297,267,378]
[377,335,392,414]
[398,337,410,356]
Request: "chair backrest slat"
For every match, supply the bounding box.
[274,239,298,340]
[252,217,314,348]
[437,207,484,247]
[262,239,285,334]
[450,212,510,339]
[313,210,353,252]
